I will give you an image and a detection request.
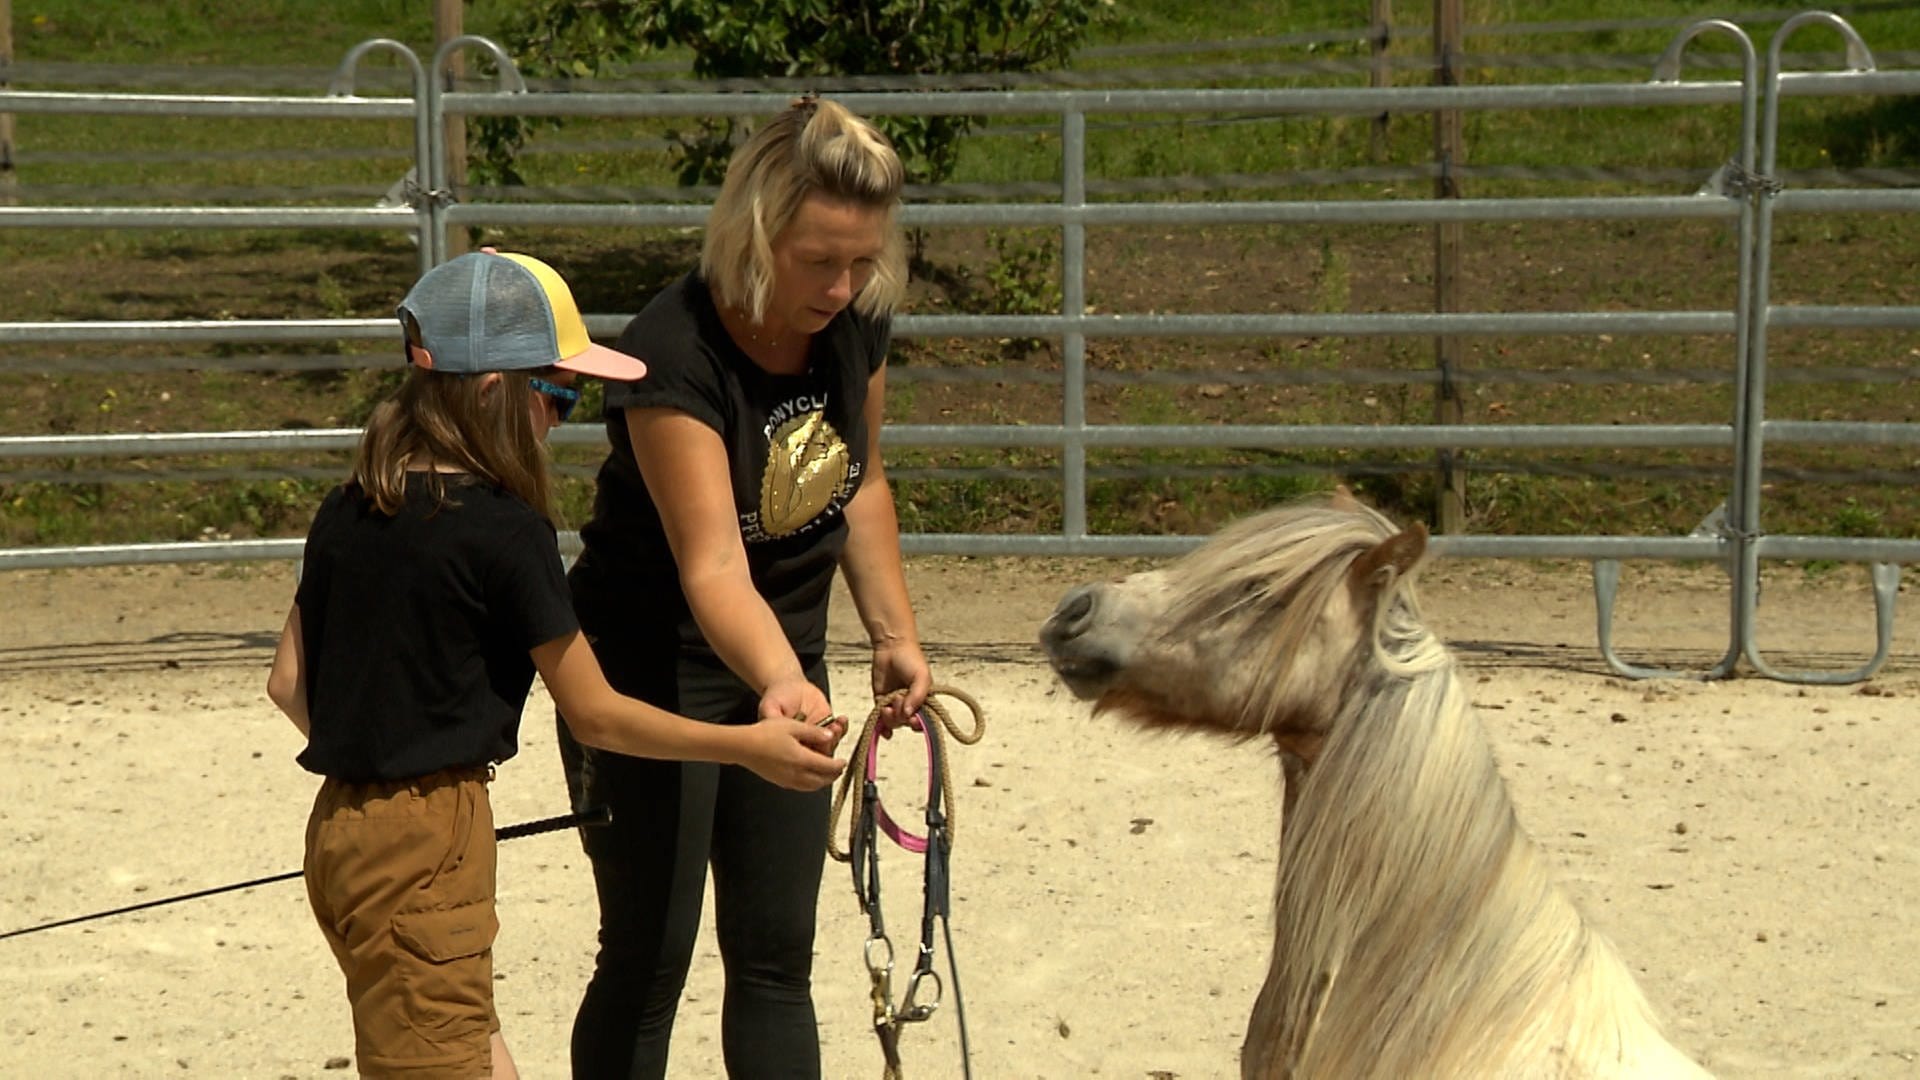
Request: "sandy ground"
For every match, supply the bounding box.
[1,554,1917,1079]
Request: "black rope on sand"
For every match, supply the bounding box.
[0,805,612,943]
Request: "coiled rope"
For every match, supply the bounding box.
[828,685,986,864]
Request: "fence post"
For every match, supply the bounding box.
[1431,0,1466,534]
[434,0,467,258]
[1,0,16,206]
[1060,109,1089,542]
[1370,0,1392,162]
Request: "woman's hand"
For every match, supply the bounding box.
[759,674,837,730]
[871,638,932,732]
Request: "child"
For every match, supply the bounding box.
[266,250,847,1080]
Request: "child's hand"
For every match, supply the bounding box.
[741,717,846,791]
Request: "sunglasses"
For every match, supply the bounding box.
[529,376,581,423]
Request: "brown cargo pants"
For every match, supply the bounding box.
[304,766,500,1079]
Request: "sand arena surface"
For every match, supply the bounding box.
[1,557,1916,1078]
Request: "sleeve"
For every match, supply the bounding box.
[490,515,580,651]
[293,485,348,610]
[603,306,729,436]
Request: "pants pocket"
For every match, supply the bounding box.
[392,901,498,963]
[391,900,499,1041]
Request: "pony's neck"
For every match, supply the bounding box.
[1248,649,1667,1078]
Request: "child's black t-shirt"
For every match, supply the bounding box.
[294,475,578,781]
[571,271,890,662]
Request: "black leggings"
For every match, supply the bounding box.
[556,654,831,1080]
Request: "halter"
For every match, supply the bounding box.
[830,687,984,1080]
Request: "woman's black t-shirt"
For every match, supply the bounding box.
[295,475,578,781]
[571,272,889,663]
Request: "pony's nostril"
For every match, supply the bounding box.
[1052,585,1097,638]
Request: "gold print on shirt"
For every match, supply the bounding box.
[759,411,851,537]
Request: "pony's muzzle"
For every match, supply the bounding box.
[1039,584,1122,697]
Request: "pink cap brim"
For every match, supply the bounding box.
[554,341,648,381]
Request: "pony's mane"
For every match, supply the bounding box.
[1202,501,1683,1078]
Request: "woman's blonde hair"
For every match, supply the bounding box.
[701,97,907,323]
[351,366,555,522]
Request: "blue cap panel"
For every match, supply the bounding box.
[396,253,562,373]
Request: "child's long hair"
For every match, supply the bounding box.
[351,367,555,521]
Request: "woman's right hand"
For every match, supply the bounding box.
[758,674,836,729]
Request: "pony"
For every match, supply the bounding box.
[1037,493,1712,1079]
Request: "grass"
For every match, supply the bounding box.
[3,0,1920,549]
[15,2,1909,198]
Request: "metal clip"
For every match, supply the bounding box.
[1719,158,1784,199]
[900,967,944,1023]
[864,934,897,1023]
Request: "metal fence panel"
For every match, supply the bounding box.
[2,19,1916,682]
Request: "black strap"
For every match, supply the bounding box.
[855,777,884,931]
[911,723,950,984]
[0,805,612,943]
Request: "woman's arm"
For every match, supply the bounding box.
[266,604,310,736]
[625,406,834,723]
[533,630,844,790]
[838,363,931,728]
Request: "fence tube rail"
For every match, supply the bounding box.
[0,207,420,229]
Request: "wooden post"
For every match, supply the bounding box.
[1,0,17,206]
[434,0,468,257]
[1370,0,1392,162]
[1432,0,1466,534]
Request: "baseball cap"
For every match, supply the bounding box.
[397,250,647,381]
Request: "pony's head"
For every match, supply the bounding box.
[1039,492,1429,756]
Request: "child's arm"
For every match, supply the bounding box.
[531,631,846,791]
[266,605,310,737]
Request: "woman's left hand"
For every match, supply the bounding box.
[870,638,932,732]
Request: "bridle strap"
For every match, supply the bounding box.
[852,714,945,947]
[866,715,938,853]
[829,688,984,1080]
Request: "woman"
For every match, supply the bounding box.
[557,98,932,1078]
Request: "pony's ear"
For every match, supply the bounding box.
[1329,484,1364,512]
[1347,523,1428,593]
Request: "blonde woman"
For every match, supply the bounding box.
[557,98,932,1077]
[268,251,845,1080]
